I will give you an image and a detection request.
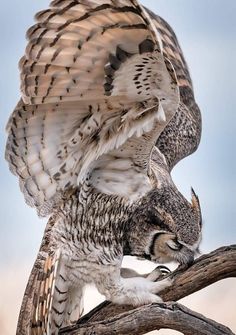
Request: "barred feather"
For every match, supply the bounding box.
[5,0,180,216]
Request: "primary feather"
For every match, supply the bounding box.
[5,0,179,216]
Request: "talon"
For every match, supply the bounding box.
[146,265,171,282]
[156,265,171,275]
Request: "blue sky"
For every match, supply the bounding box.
[0,1,235,334]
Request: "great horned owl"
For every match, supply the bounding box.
[5,1,202,334]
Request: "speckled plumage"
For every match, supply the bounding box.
[5,1,202,334]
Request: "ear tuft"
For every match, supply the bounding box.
[191,187,200,209]
[191,187,202,227]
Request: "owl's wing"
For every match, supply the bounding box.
[6,0,179,216]
[20,0,163,105]
[90,101,170,200]
[146,9,202,170]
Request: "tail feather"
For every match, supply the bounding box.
[16,215,85,335]
[31,249,61,334]
[16,253,45,335]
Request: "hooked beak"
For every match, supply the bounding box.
[177,249,195,271]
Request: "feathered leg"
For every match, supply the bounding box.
[62,286,84,328]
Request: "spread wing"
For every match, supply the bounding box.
[5,0,179,216]
[146,9,202,170]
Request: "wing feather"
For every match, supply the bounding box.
[6,1,180,216]
[146,9,202,169]
[21,0,162,105]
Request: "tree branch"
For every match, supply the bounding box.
[61,302,234,335]
[60,245,236,334]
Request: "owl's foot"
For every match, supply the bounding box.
[149,276,172,294]
[120,265,171,280]
[104,275,172,306]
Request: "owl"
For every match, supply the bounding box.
[5,1,202,334]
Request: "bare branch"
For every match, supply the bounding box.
[60,245,236,335]
[61,302,234,335]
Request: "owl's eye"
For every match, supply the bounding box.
[166,239,182,251]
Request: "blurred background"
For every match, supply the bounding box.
[0,1,235,334]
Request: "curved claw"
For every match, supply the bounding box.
[146,265,171,282]
[155,265,171,275]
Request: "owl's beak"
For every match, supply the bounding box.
[177,249,195,271]
[186,253,195,267]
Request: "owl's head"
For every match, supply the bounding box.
[126,186,202,267]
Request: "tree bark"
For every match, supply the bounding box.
[61,303,234,335]
[60,245,236,335]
